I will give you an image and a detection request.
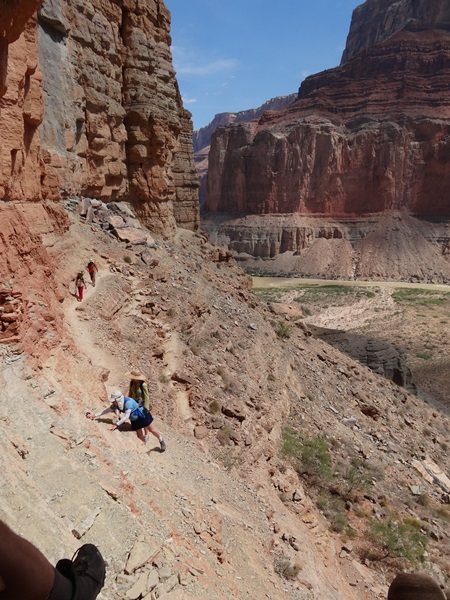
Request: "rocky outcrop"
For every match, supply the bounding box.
[205,0,450,273]
[194,95,296,210]
[342,0,450,63]
[0,201,69,361]
[172,107,200,230]
[0,0,43,43]
[0,0,199,238]
[309,325,414,390]
[0,8,44,200]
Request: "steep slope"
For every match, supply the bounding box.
[1,205,450,599]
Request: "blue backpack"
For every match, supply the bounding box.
[121,397,146,420]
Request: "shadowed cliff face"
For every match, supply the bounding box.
[0,0,199,238]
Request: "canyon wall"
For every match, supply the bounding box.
[192,94,297,154]
[0,0,198,357]
[205,0,450,271]
[0,0,199,237]
[193,94,296,211]
[342,0,450,63]
[207,25,450,217]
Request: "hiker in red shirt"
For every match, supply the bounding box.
[86,260,98,287]
[74,272,86,302]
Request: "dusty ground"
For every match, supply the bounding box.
[253,279,450,414]
[1,209,450,600]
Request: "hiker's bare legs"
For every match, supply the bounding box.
[136,428,145,442]
[145,423,161,439]
[0,520,55,600]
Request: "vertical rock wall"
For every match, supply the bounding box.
[0,0,199,356]
[342,0,450,64]
[0,6,44,201]
[0,0,199,238]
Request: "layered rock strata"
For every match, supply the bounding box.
[194,94,296,210]
[192,94,297,154]
[0,0,199,355]
[0,0,199,238]
[205,0,450,273]
[342,0,450,63]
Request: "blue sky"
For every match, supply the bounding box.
[166,1,362,131]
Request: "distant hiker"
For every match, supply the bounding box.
[0,518,105,600]
[126,369,150,410]
[86,390,166,451]
[74,271,86,302]
[86,260,98,286]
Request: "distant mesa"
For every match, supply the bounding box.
[200,0,450,283]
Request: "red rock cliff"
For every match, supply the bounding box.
[0,0,198,359]
[0,0,199,237]
[206,0,450,220]
[342,0,450,63]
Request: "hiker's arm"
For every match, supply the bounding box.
[113,409,132,428]
[86,407,114,420]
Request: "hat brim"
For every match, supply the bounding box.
[125,372,146,381]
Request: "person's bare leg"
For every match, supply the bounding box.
[0,520,55,600]
[136,428,145,442]
[145,423,161,439]
[145,424,166,451]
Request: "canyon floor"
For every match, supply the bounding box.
[253,278,450,415]
[1,207,450,600]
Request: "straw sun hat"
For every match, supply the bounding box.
[126,369,146,381]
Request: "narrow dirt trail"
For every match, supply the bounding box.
[64,267,194,429]
[160,330,194,428]
[63,269,125,391]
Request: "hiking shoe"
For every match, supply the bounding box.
[159,438,166,452]
[56,544,105,600]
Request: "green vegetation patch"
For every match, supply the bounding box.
[281,427,303,459]
[393,288,450,306]
[253,284,381,319]
[366,516,427,564]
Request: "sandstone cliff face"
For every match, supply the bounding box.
[207,26,450,217]
[0,0,198,356]
[192,94,297,153]
[0,0,199,237]
[0,201,69,361]
[342,0,450,63]
[205,0,450,270]
[194,95,296,211]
